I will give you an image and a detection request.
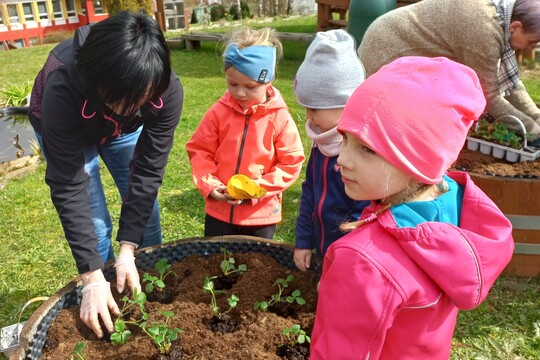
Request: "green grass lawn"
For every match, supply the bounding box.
[0,15,539,360]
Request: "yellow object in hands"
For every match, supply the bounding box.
[227,174,267,200]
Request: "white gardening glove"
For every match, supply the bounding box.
[80,269,119,338]
[115,243,141,294]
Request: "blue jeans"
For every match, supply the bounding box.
[36,128,162,262]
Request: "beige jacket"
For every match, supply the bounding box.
[358,0,540,138]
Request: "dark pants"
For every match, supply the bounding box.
[204,214,277,239]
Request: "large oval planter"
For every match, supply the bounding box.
[469,173,540,278]
[10,236,320,360]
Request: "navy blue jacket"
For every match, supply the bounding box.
[295,146,369,255]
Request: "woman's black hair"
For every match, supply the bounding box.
[76,11,171,114]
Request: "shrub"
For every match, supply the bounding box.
[210,4,226,21]
[107,0,153,16]
[241,2,251,19]
[43,30,74,44]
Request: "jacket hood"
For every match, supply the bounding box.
[373,171,514,310]
[219,86,288,115]
[73,24,91,52]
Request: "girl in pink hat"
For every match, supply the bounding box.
[310,56,515,359]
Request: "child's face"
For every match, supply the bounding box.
[226,67,272,110]
[305,108,343,133]
[337,131,417,202]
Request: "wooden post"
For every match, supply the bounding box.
[155,0,166,32]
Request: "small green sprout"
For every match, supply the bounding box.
[224,294,240,315]
[220,247,248,276]
[282,324,311,346]
[141,310,183,354]
[69,341,86,360]
[143,258,176,293]
[254,274,305,311]
[110,289,148,345]
[203,276,226,316]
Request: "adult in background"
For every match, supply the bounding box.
[28,11,183,338]
[358,0,540,145]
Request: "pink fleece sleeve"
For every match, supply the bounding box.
[310,245,402,360]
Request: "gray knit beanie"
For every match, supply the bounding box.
[295,29,365,109]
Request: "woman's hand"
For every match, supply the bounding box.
[80,269,119,338]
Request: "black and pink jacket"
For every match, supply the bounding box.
[29,25,183,274]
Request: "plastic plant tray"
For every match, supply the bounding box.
[466,137,540,163]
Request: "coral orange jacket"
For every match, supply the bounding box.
[186,86,305,226]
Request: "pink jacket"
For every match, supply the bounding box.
[310,171,514,359]
[186,86,305,226]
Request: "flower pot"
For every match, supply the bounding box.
[468,173,540,278]
[10,236,321,360]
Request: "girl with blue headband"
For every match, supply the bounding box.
[186,27,305,239]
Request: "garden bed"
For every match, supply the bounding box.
[13,237,320,360]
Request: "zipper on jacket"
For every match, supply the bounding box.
[318,156,330,254]
[229,114,251,223]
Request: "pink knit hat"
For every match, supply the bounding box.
[338,56,486,185]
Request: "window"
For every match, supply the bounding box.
[51,0,63,18]
[65,0,76,16]
[37,1,48,20]
[7,4,20,24]
[93,0,104,14]
[22,2,34,21]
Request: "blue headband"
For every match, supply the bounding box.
[224,44,276,83]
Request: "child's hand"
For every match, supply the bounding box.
[210,185,243,205]
[294,249,312,272]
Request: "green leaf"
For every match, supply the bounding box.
[114,320,125,332]
[295,297,306,305]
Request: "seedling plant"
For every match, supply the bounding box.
[203,276,226,316]
[110,289,148,345]
[141,310,183,354]
[282,324,311,347]
[110,289,183,353]
[471,118,525,149]
[203,276,240,316]
[69,341,86,360]
[220,247,247,276]
[254,274,306,312]
[143,258,176,293]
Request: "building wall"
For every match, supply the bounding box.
[0,0,108,48]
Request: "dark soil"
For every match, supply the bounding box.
[41,252,318,360]
[275,343,310,360]
[213,272,241,290]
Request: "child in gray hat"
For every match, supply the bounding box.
[293,29,369,271]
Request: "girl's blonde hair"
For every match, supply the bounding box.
[339,180,449,232]
[222,27,283,62]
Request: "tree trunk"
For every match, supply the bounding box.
[236,0,242,20]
